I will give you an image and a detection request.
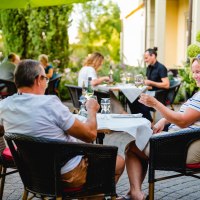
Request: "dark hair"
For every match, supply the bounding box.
[145,47,158,57]
[14,59,42,88]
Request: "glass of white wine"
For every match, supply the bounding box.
[126,73,132,84]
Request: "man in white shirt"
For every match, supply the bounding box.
[0,59,124,188]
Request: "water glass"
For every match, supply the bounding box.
[100,98,110,119]
[78,95,87,117]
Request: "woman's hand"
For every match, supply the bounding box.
[153,118,167,133]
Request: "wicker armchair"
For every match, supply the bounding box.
[65,85,82,113]
[45,74,62,96]
[65,84,110,114]
[148,129,200,200]
[5,132,117,200]
[152,79,181,122]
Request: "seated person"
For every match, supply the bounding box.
[78,52,126,114]
[128,47,169,122]
[0,52,20,81]
[118,57,200,200]
[78,52,110,87]
[38,54,56,80]
[0,59,125,188]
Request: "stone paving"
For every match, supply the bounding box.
[2,102,200,200]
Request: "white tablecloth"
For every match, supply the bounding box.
[95,84,147,103]
[75,114,153,151]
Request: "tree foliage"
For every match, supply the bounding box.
[70,0,121,68]
[0,6,72,68]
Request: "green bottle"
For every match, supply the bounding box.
[87,77,94,97]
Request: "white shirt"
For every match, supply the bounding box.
[78,66,97,87]
[0,93,82,174]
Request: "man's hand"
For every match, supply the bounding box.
[85,98,100,113]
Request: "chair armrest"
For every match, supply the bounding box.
[5,133,118,197]
[149,128,200,171]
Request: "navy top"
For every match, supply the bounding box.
[146,61,168,91]
[45,65,56,80]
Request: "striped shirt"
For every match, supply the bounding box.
[169,91,200,132]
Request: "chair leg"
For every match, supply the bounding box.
[22,189,29,200]
[152,111,156,124]
[149,182,154,200]
[0,166,7,200]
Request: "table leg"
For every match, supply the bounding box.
[96,132,105,144]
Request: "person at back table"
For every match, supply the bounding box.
[0,59,124,189]
[38,54,56,80]
[0,52,20,81]
[78,52,110,87]
[128,47,169,123]
[78,52,126,114]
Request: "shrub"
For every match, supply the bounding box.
[187,44,200,58]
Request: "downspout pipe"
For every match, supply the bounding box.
[187,0,193,46]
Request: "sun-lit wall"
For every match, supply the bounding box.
[165,0,178,68]
[176,0,188,66]
[119,0,145,66]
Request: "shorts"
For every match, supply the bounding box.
[61,157,88,188]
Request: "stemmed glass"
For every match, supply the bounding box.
[78,95,87,117]
[134,74,144,87]
[126,73,132,84]
[100,98,110,119]
[120,73,126,85]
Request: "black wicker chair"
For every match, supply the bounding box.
[45,74,62,96]
[65,84,110,114]
[165,79,181,110]
[65,85,82,113]
[5,132,117,200]
[0,79,17,99]
[152,79,181,122]
[0,135,18,200]
[148,129,200,200]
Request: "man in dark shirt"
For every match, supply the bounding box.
[128,47,169,122]
[145,47,169,90]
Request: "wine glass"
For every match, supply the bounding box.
[120,73,126,85]
[126,73,132,84]
[100,98,110,119]
[134,74,144,87]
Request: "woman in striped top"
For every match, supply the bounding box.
[117,57,200,200]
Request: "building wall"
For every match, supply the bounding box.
[165,0,178,68]
[146,0,155,49]
[176,0,188,66]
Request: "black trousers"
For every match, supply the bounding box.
[127,98,153,122]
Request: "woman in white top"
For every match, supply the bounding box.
[78,52,126,114]
[78,52,109,87]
